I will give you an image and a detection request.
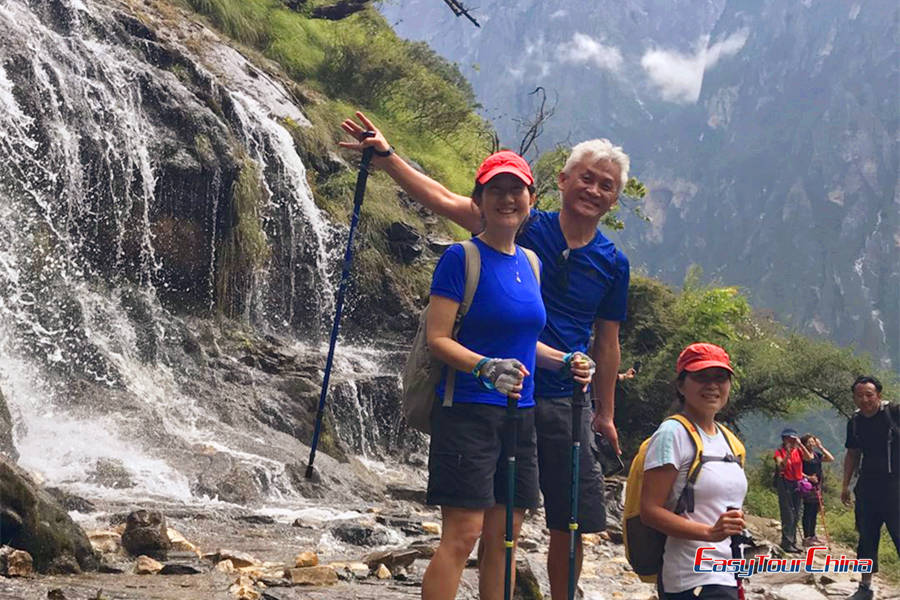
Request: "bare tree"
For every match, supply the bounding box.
[440,0,480,27]
[515,87,557,158]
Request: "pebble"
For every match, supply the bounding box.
[421,521,441,535]
[134,555,163,575]
[294,551,318,567]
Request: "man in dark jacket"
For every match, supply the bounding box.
[841,375,900,600]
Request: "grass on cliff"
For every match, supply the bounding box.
[178,0,487,305]
[180,0,491,198]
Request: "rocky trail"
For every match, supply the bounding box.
[1,467,898,600]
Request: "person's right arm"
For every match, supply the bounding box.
[841,448,860,505]
[640,465,744,542]
[773,448,784,475]
[340,111,483,233]
[425,295,526,400]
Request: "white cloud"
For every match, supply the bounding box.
[557,33,623,73]
[550,9,567,19]
[641,29,749,103]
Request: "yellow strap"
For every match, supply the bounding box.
[569,523,579,531]
[504,541,514,548]
[666,414,704,481]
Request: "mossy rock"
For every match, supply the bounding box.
[0,457,98,573]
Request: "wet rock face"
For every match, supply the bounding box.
[0,388,16,462]
[191,452,268,506]
[87,458,136,490]
[330,523,393,547]
[121,510,171,561]
[0,457,98,573]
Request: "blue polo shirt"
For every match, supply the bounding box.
[517,209,629,398]
[430,238,546,408]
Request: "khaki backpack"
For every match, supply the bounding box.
[401,240,540,434]
[622,414,746,583]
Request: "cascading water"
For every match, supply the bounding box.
[0,0,415,509]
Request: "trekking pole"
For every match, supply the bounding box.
[568,387,586,600]
[727,506,746,600]
[305,133,375,480]
[817,487,831,547]
[503,392,518,600]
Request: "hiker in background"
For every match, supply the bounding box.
[340,112,630,599]
[773,427,814,553]
[841,375,900,600]
[799,433,833,546]
[639,343,747,600]
[617,366,637,382]
[416,150,592,600]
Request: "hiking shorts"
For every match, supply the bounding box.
[535,396,607,533]
[426,401,540,510]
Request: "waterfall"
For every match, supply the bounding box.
[0,0,406,506]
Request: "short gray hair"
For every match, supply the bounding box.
[563,139,630,193]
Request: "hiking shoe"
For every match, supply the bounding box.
[783,543,803,554]
[846,585,873,600]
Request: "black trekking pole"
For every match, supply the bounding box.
[503,392,518,600]
[568,387,586,600]
[727,506,746,600]
[305,133,375,480]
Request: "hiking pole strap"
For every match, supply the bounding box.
[306,136,376,478]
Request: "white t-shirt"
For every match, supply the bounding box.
[643,418,748,594]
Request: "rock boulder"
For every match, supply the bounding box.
[121,510,171,560]
[0,457,97,573]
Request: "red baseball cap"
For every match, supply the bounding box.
[676,343,735,375]
[475,151,534,186]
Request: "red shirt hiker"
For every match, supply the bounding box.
[774,446,804,481]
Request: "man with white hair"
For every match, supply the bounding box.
[341,112,631,599]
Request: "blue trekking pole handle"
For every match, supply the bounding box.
[305,133,375,479]
[504,393,518,600]
[568,386,586,600]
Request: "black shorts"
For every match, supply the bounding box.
[535,396,606,533]
[426,401,540,510]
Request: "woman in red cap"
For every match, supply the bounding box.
[408,150,592,599]
[640,343,748,599]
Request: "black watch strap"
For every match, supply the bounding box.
[373,146,394,157]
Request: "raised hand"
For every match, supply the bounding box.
[339,111,391,155]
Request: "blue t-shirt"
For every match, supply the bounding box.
[517,209,630,398]
[430,238,546,408]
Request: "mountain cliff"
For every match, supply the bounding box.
[381,0,900,371]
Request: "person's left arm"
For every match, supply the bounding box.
[816,439,834,463]
[590,319,621,454]
[536,343,594,389]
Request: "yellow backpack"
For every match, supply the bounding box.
[622,414,746,584]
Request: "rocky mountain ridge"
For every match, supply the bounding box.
[381,0,900,372]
